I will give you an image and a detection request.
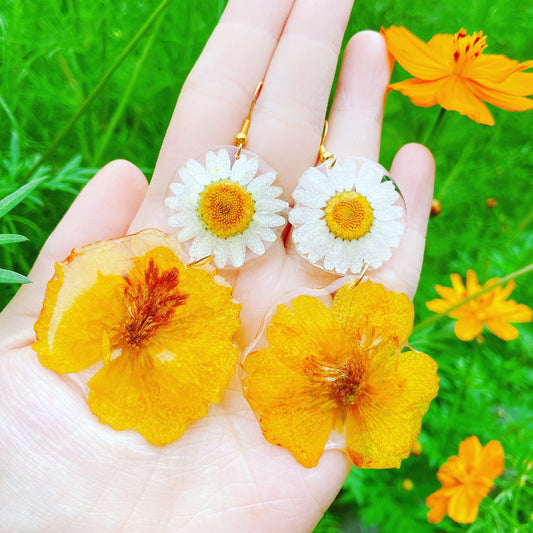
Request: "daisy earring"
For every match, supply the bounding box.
[289,121,406,276]
[165,82,289,270]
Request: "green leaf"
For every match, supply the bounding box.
[0,268,31,284]
[0,234,29,245]
[0,178,45,220]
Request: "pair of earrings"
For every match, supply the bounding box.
[165,82,406,276]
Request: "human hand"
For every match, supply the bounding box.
[0,1,434,531]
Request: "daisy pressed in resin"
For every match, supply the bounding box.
[289,158,405,275]
[165,148,288,269]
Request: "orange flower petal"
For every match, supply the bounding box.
[426,487,451,524]
[388,78,443,107]
[459,435,483,463]
[345,350,439,469]
[88,350,206,445]
[242,347,334,468]
[331,281,414,352]
[466,79,533,111]
[476,440,505,480]
[382,26,450,80]
[484,69,533,96]
[437,76,495,125]
[465,270,482,293]
[35,272,124,372]
[483,319,519,340]
[454,315,483,340]
[450,273,466,294]
[447,484,485,524]
[463,54,533,84]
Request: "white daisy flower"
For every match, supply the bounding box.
[165,148,288,269]
[289,159,405,275]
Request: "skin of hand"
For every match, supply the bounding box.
[0,1,435,531]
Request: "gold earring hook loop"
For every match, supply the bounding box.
[234,81,264,159]
[319,120,336,168]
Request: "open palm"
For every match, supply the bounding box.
[0,1,435,531]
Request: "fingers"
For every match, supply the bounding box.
[249,0,355,191]
[0,160,148,348]
[327,31,390,160]
[144,0,295,202]
[133,0,355,234]
[371,143,435,298]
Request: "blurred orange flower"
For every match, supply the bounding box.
[243,281,439,468]
[34,229,241,445]
[426,436,504,524]
[381,26,533,125]
[426,269,532,341]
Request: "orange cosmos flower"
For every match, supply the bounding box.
[426,436,505,524]
[242,281,439,469]
[34,229,241,445]
[426,269,532,341]
[381,26,533,125]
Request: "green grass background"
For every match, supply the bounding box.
[1,0,531,531]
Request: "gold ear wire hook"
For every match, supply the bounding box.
[234,81,263,159]
[319,120,336,168]
[348,262,370,289]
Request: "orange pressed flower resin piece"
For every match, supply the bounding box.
[34,229,241,445]
[243,281,439,469]
[426,436,505,524]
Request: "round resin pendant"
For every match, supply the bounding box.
[289,157,406,276]
[165,146,288,269]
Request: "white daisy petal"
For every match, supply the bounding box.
[288,206,323,225]
[168,211,195,228]
[165,196,182,210]
[212,240,231,268]
[262,185,284,199]
[227,235,246,267]
[251,224,277,242]
[255,198,288,213]
[292,189,328,208]
[300,168,335,197]
[242,156,259,185]
[254,213,285,227]
[178,223,202,242]
[217,149,231,178]
[185,159,210,186]
[230,155,248,184]
[248,172,276,193]
[189,233,215,259]
[169,182,185,197]
[244,230,266,256]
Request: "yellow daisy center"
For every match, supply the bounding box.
[453,29,487,73]
[198,180,255,238]
[324,191,374,240]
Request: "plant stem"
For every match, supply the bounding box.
[443,344,479,443]
[23,0,174,181]
[92,15,163,166]
[423,107,446,146]
[412,262,533,334]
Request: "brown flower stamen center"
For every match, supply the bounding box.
[198,180,255,238]
[331,362,362,406]
[324,191,374,240]
[123,258,188,346]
